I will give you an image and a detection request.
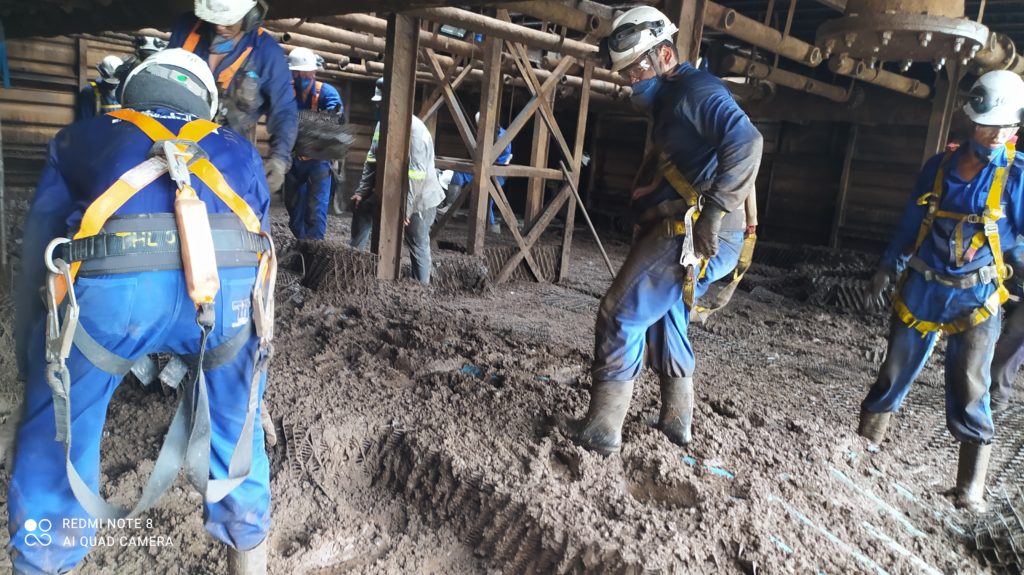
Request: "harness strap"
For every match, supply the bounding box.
[907,256,1002,289]
[893,287,1004,336]
[183,21,202,52]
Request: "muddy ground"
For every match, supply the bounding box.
[0,203,1020,574]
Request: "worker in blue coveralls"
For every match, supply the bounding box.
[75,55,123,121]
[283,47,342,240]
[440,111,513,235]
[170,0,297,195]
[567,6,762,456]
[9,49,275,575]
[860,70,1024,514]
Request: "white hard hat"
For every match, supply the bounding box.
[288,47,318,72]
[606,6,678,73]
[122,48,219,120]
[964,70,1024,126]
[474,111,480,123]
[194,0,257,27]
[97,55,124,84]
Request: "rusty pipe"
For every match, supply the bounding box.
[408,7,599,59]
[274,29,380,62]
[705,2,822,67]
[266,19,387,54]
[722,54,849,102]
[829,54,930,98]
[321,14,479,59]
[502,1,610,35]
[542,55,628,86]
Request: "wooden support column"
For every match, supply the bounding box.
[374,14,420,280]
[77,37,89,88]
[830,124,858,250]
[558,60,593,281]
[468,35,503,255]
[922,63,960,165]
[665,0,707,64]
[526,88,555,227]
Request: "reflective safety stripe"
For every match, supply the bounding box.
[55,109,261,303]
[897,143,1016,335]
[408,169,427,180]
[366,126,379,163]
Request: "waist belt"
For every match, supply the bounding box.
[907,256,1007,289]
[60,213,269,276]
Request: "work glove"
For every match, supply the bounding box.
[864,268,895,309]
[692,201,725,259]
[264,157,288,193]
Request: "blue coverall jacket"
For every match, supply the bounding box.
[10,108,272,575]
[75,80,120,121]
[169,14,298,167]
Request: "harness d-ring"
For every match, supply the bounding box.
[44,238,72,274]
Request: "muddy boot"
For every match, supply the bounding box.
[955,442,992,513]
[857,409,891,445]
[657,376,694,446]
[260,400,277,448]
[228,541,267,575]
[568,379,634,456]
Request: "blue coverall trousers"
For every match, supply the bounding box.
[594,224,742,384]
[284,158,331,240]
[862,311,999,444]
[449,171,501,226]
[991,301,1024,406]
[8,267,270,575]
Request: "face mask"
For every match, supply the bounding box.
[629,75,662,110]
[970,140,1001,163]
[210,35,237,54]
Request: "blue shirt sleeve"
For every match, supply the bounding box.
[318,82,343,114]
[255,36,298,165]
[879,153,945,273]
[676,84,763,212]
[15,136,75,376]
[76,84,95,121]
[1004,151,1024,239]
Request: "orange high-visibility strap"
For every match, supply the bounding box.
[183,21,202,52]
[217,47,253,91]
[188,158,261,232]
[311,81,321,111]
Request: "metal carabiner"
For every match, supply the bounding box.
[44,237,71,275]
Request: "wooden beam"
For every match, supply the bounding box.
[559,60,592,281]
[467,35,503,255]
[495,185,571,282]
[499,40,575,166]
[830,124,858,250]
[527,88,555,227]
[374,13,420,281]
[422,48,477,152]
[665,0,707,64]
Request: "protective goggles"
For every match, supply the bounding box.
[607,19,666,53]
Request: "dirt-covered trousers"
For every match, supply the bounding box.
[861,310,1000,444]
[284,157,332,240]
[991,300,1024,405]
[592,223,742,383]
[8,267,270,575]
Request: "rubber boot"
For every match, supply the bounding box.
[955,442,992,513]
[857,409,891,445]
[228,541,267,575]
[439,183,462,214]
[568,379,634,456]
[657,376,694,446]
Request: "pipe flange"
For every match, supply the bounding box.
[817,13,988,64]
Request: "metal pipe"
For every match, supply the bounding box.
[321,14,479,59]
[543,55,628,86]
[408,7,599,59]
[273,29,379,62]
[705,2,823,66]
[972,31,1024,76]
[722,54,849,102]
[829,54,930,98]
[266,19,387,54]
[502,1,610,35]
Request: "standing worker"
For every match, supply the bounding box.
[441,111,513,235]
[75,55,123,121]
[284,47,343,240]
[170,0,297,194]
[860,70,1024,513]
[990,244,1024,414]
[568,6,762,455]
[10,49,276,574]
[351,78,444,283]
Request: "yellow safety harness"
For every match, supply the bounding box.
[89,80,121,115]
[659,154,758,309]
[893,143,1015,336]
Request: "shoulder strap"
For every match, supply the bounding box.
[312,81,321,111]
[183,20,203,53]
